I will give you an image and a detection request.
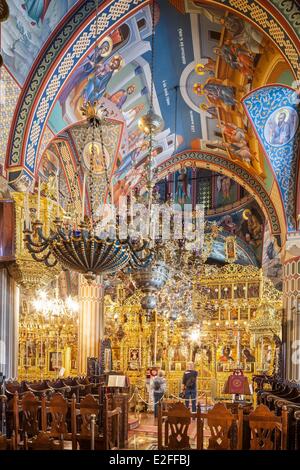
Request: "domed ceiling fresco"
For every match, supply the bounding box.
[1,0,299,276]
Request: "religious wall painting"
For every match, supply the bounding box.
[83,141,110,176]
[248,282,260,298]
[264,107,298,147]
[209,286,219,300]
[48,350,63,372]
[128,348,140,371]
[218,345,235,362]
[220,285,232,300]
[262,222,283,290]
[41,0,273,196]
[59,24,131,123]
[230,308,238,321]
[249,308,256,320]
[242,346,255,365]
[220,307,228,321]
[209,201,264,265]
[234,284,246,300]
[239,308,249,320]
[243,86,300,231]
[174,168,192,205]
[1,0,78,84]
[244,362,254,372]
[225,236,237,264]
[214,174,239,208]
[39,149,59,179]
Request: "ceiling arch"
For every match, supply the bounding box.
[2,0,298,247]
[5,0,151,189]
[243,84,300,231]
[5,0,299,190]
[153,150,286,243]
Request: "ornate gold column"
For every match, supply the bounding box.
[78,275,104,374]
[283,246,300,380]
[0,268,19,378]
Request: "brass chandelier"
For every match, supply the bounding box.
[23,103,153,282]
[23,1,153,282]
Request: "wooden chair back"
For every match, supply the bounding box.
[247,404,288,450]
[48,393,68,438]
[71,394,100,450]
[158,401,201,450]
[24,432,64,450]
[0,432,15,450]
[105,403,122,450]
[20,391,40,437]
[205,402,239,450]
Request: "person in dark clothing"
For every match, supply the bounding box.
[151,370,166,418]
[182,362,198,413]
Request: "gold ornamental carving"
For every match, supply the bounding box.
[9,192,62,290]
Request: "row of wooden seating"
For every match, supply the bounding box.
[157,401,288,450]
[0,391,122,450]
[253,375,300,450]
[1,376,107,439]
[3,376,96,401]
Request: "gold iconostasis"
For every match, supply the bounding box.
[11,188,282,402]
[18,263,282,401]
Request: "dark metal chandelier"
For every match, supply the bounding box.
[23,1,154,282]
[24,109,153,282]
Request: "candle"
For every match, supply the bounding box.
[25,192,30,228]
[151,216,156,248]
[82,173,86,221]
[154,311,157,365]
[237,330,240,365]
[26,340,28,366]
[56,172,60,218]
[37,176,41,220]
[56,335,59,370]
[139,333,142,368]
[130,190,134,222]
[111,179,114,206]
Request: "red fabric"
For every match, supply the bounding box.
[227,375,247,394]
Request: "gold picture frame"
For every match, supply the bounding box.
[225,236,237,264]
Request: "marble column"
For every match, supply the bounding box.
[78,275,104,374]
[0,268,19,378]
[282,232,300,379]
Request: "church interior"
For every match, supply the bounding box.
[0,0,300,452]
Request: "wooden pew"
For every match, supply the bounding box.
[239,403,288,450]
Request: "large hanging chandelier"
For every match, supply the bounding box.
[32,289,79,319]
[23,4,153,283]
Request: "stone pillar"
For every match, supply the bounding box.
[283,255,300,380]
[78,275,104,374]
[0,268,19,378]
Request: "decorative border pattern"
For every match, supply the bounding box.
[270,0,300,37]
[7,0,147,188]
[243,85,299,232]
[0,68,20,169]
[155,150,282,237]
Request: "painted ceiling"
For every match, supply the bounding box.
[0,0,299,269]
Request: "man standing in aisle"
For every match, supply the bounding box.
[182,362,198,413]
